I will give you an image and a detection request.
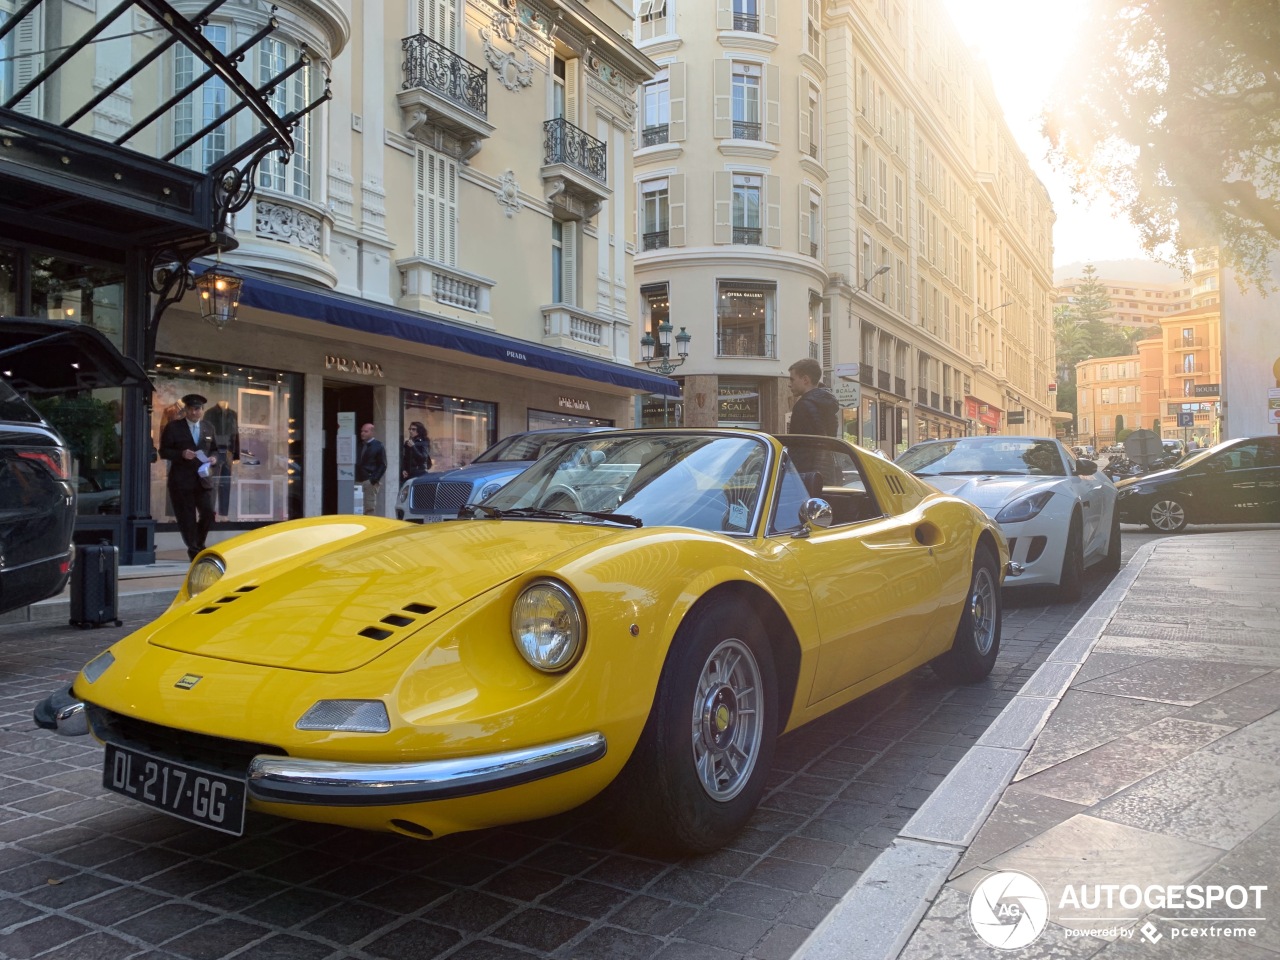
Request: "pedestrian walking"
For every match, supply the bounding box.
[159,393,219,560]
[356,422,387,516]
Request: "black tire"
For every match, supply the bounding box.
[1148,498,1188,533]
[932,545,1001,683]
[1099,508,1122,573]
[1057,515,1085,601]
[617,597,778,854]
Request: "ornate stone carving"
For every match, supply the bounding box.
[328,162,354,221]
[256,200,323,252]
[481,10,535,92]
[496,170,521,217]
[361,177,387,236]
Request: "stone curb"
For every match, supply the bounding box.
[0,584,180,629]
[793,539,1165,960]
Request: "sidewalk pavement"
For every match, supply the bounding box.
[0,556,188,628]
[799,529,1280,959]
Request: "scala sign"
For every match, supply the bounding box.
[832,381,861,408]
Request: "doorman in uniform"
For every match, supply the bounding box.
[160,394,220,560]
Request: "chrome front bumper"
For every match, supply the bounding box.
[247,732,608,806]
[1005,561,1025,578]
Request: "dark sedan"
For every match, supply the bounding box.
[0,381,75,614]
[1115,436,1280,532]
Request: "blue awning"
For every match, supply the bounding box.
[232,271,681,398]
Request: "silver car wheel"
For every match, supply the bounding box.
[691,638,764,802]
[969,563,998,656]
[1150,499,1186,532]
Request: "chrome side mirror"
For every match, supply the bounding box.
[793,498,833,537]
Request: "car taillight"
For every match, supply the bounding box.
[17,448,71,480]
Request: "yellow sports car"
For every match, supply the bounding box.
[37,429,1012,853]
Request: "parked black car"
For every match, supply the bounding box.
[0,379,76,615]
[0,317,152,614]
[1115,436,1280,532]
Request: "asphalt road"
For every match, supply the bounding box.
[0,527,1210,960]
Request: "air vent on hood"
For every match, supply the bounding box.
[359,627,393,641]
[403,602,435,615]
[356,603,439,642]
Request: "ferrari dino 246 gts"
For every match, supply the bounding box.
[38,429,1012,853]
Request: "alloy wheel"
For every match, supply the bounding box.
[691,638,764,801]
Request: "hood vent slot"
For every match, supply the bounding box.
[381,614,414,627]
[359,627,394,641]
[403,602,435,615]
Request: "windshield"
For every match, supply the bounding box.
[897,438,1067,477]
[483,433,770,533]
[474,431,585,463]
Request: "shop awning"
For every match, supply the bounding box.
[235,272,682,398]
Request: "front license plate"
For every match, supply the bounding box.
[102,742,247,836]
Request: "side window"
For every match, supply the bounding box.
[777,440,881,527]
[1258,439,1280,468]
[770,459,810,534]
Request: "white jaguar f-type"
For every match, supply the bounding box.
[897,436,1119,599]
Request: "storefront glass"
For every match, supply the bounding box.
[401,390,497,471]
[152,357,304,522]
[719,380,760,427]
[33,388,124,516]
[30,255,126,350]
[527,408,614,430]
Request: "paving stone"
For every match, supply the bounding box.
[1074,658,1270,706]
[952,790,1088,877]
[1019,690,1179,777]
[1093,751,1280,851]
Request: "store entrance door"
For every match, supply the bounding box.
[322,382,374,515]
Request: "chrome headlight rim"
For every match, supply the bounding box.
[185,554,226,596]
[511,578,586,673]
[477,480,505,502]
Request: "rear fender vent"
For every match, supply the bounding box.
[884,475,906,496]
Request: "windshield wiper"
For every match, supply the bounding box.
[466,505,643,527]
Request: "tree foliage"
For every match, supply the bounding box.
[1044,0,1280,289]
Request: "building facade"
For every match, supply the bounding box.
[1,0,674,560]
[630,0,1056,451]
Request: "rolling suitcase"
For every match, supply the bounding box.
[69,543,122,628]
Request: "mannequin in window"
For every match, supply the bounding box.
[203,400,240,518]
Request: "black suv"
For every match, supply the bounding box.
[0,379,75,615]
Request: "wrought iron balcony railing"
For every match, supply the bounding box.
[716,331,777,358]
[401,33,488,117]
[642,230,669,251]
[732,120,762,140]
[642,124,669,146]
[733,13,759,31]
[543,117,607,183]
[732,226,762,245]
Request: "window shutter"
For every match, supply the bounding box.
[798,78,811,155]
[414,149,427,258]
[565,59,579,124]
[444,154,457,265]
[762,0,778,35]
[562,222,578,305]
[669,173,686,246]
[12,8,45,117]
[798,184,810,254]
[668,62,687,142]
[716,0,733,31]
[713,171,732,244]
[766,175,781,248]
[713,60,732,140]
[419,0,457,46]
[765,65,781,144]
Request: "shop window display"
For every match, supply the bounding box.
[401,391,497,473]
[152,358,303,523]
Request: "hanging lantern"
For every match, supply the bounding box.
[195,265,243,329]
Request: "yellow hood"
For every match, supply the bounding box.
[149,520,614,672]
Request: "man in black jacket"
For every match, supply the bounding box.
[787,357,838,436]
[160,394,220,560]
[356,422,387,516]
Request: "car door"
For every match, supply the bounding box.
[773,445,941,702]
[1062,446,1108,557]
[1212,439,1280,523]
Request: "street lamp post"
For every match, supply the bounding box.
[860,264,891,293]
[640,319,691,377]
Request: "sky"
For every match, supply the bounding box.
[939,0,1150,270]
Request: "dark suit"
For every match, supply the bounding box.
[160,417,220,559]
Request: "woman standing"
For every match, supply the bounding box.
[402,421,433,480]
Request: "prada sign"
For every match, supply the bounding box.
[325,355,384,377]
[558,397,591,411]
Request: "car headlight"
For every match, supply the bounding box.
[478,481,505,501]
[185,555,226,596]
[297,700,390,733]
[82,650,115,684]
[397,484,410,505]
[995,490,1055,523]
[511,579,585,672]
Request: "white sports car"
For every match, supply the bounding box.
[896,436,1120,599]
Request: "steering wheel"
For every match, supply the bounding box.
[541,483,583,511]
